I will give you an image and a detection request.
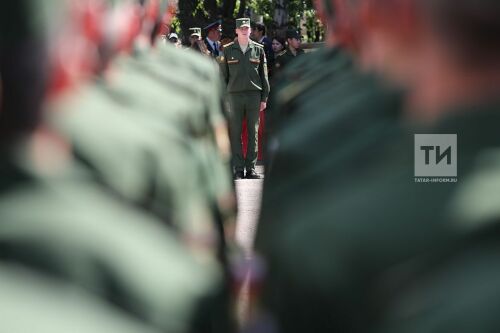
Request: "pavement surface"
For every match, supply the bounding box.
[235,165,264,257]
[234,165,264,325]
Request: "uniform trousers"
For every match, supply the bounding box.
[228,91,261,172]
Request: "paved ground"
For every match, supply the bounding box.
[234,165,264,257]
[234,165,264,325]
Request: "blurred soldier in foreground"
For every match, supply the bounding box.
[0,0,233,332]
[256,0,402,252]
[219,18,270,180]
[50,0,236,262]
[255,0,500,331]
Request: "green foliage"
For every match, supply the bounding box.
[286,0,310,27]
[250,0,321,38]
[176,0,323,41]
[194,0,210,17]
[234,0,241,17]
[170,16,181,34]
[248,0,274,26]
[248,0,274,17]
[303,9,324,42]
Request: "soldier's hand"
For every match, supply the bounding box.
[260,102,267,112]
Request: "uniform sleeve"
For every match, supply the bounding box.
[265,39,274,69]
[273,54,283,75]
[259,49,270,102]
[218,49,229,86]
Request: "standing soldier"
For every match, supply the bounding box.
[219,18,270,179]
[274,28,305,72]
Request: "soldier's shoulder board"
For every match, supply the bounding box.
[224,41,235,48]
[277,50,287,57]
[252,41,264,48]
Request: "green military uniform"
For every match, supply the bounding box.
[1,1,233,332]
[0,140,232,333]
[52,41,236,261]
[256,46,402,253]
[273,29,305,74]
[265,46,340,140]
[51,79,219,257]
[258,98,500,332]
[254,0,500,330]
[254,45,403,328]
[219,18,270,177]
[263,46,331,175]
[0,263,162,333]
[274,47,305,72]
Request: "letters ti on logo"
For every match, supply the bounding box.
[415,134,457,177]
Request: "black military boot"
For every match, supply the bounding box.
[245,168,262,179]
[233,170,245,180]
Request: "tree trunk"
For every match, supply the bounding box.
[204,0,219,19]
[237,0,247,18]
[221,0,237,18]
[273,0,288,35]
[178,0,199,43]
[220,0,237,38]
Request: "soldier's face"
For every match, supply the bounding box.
[288,38,301,49]
[236,27,251,40]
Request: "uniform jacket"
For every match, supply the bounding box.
[219,40,270,102]
[274,47,305,72]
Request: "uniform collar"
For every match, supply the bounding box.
[234,40,253,53]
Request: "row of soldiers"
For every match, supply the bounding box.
[1,0,240,332]
[252,0,500,331]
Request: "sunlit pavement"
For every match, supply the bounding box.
[234,165,264,326]
[234,165,264,257]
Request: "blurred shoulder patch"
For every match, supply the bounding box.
[449,149,500,231]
